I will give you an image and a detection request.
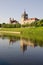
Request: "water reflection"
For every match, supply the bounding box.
[9,37,19,45]
[0,34,20,45]
[20,38,37,53]
[0,35,43,65]
[0,34,43,53]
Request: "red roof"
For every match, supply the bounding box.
[26,18,39,20]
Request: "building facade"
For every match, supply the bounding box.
[9,18,18,24]
[20,10,39,24]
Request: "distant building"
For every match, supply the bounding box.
[9,18,18,24]
[20,10,39,24]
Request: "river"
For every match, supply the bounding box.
[0,35,43,65]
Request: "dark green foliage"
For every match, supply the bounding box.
[16,23,21,28]
[37,19,43,26]
[30,21,38,27]
[1,23,21,28]
[30,19,43,27]
[0,24,1,27]
[22,23,29,27]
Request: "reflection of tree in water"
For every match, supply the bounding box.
[1,35,6,39]
[31,39,43,47]
[39,41,43,47]
[32,40,38,47]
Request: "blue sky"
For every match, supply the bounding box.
[0,0,43,23]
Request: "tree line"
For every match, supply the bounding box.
[0,19,43,28]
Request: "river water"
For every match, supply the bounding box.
[0,35,43,65]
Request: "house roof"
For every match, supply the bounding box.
[25,18,39,20]
[9,18,18,23]
[10,20,18,23]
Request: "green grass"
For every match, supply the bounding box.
[0,27,43,43]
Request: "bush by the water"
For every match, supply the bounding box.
[30,19,43,27]
[22,23,29,27]
[1,23,21,28]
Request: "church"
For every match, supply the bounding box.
[20,10,39,24]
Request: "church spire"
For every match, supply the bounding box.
[24,9,26,15]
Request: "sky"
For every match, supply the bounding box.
[0,0,43,23]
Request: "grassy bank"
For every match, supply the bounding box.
[0,27,43,42]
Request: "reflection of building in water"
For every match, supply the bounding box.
[9,38,18,45]
[20,38,37,52]
[20,42,27,53]
[20,39,34,47]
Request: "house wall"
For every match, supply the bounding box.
[20,18,35,24]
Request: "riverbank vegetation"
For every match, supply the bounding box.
[0,27,43,43]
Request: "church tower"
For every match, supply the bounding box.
[20,10,28,24]
[20,10,39,25]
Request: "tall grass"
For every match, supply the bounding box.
[0,27,43,42]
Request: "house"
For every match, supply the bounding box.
[9,18,18,24]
